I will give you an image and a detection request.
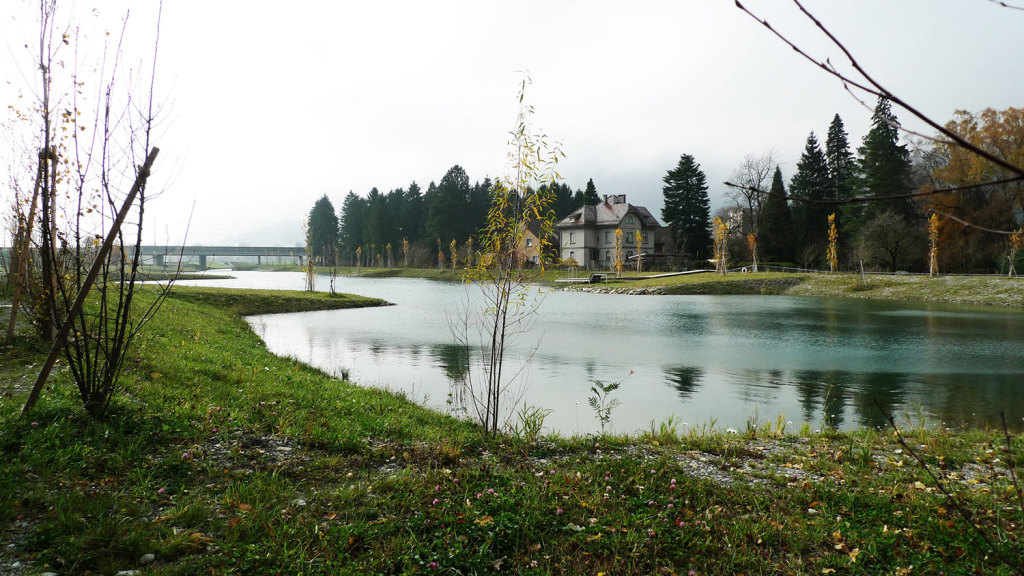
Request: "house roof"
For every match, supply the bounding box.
[555,197,661,229]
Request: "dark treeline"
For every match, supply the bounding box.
[307,165,602,267]
[715,97,1023,274]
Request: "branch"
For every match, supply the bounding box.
[22,147,160,415]
[927,209,1018,236]
[734,1,1024,179]
[724,175,1024,206]
[875,399,1024,576]
[987,0,1024,11]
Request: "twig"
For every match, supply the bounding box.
[723,175,1023,208]
[927,209,1018,236]
[987,0,1024,11]
[734,1,1024,180]
[1001,411,1024,517]
[875,399,1023,575]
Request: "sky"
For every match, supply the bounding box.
[2,0,1022,247]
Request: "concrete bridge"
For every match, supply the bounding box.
[132,246,305,269]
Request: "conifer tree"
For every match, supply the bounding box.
[582,178,600,204]
[790,132,831,264]
[307,194,339,265]
[856,97,915,223]
[760,167,794,263]
[661,154,712,262]
[825,114,855,203]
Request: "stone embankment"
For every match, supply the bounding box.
[566,277,805,296]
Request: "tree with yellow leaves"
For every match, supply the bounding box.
[747,233,758,272]
[928,214,940,278]
[450,239,458,274]
[614,228,624,277]
[712,217,729,275]
[826,213,839,273]
[1009,228,1024,278]
[634,229,643,273]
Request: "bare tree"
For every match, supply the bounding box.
[15,1,172,418]
[726,151,776,271]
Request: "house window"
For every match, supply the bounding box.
[605,231,611,243]
[525,238,533,247]
[643,234,649,243]
[569,250,575,261]
[605,250,610,261]
[569,232,575,244]
[627,215,634,224]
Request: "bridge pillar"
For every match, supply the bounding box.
[199,255,207,270]
[154,254,164,267]
[257,255,261,265]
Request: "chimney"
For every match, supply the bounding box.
[602,195,608,204]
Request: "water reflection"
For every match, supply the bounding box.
[182,271,1024,434]
[665,366,704,401]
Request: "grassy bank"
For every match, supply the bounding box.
[575,271,1024,308]
[2,286,1023,574]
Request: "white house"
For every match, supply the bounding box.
[555,194,661,270]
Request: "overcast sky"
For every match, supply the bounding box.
[2,1,1022,246]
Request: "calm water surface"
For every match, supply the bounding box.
[180,271,1024,434]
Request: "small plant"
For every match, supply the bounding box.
[648,415,682,445]
[509,404,552,443]
[588,379,621,433]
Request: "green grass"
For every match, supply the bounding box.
[1,284,1023,574]
[576,270,1024,307]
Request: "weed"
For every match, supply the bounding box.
[588,379,622,434]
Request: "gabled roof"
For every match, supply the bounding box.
[555,197,661,229]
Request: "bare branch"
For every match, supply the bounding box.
[725,175,1024,206]
[876,399,1024,576]
[735,1,1024,179]
[987,0,1024,11]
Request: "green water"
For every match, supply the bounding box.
[187,272,1024,434]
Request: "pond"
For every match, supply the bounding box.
[179,271,1024,435]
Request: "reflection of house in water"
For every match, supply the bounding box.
[665,366,704,401]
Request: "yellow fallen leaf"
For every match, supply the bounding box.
[586,533,602,542]
[474,515,493,527]
[849,548,860,563]
[913,481,927,490]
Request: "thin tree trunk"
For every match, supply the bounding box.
[22,147,159,416]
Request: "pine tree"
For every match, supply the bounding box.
[582,178,600,204]
[759,167,794,263]
[856,97,915,223]
[338,191,365,263]
[426,165,473,243]
[307,194,339,265]
[790,132,831,264]
[661,154,712,261]
[825,114,855,202]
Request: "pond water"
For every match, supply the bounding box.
[179,271,1024,435]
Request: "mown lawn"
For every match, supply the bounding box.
[1,285,1022,575]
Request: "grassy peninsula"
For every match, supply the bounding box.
[2,285,1023,575]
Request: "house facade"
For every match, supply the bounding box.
[555,194,662,270]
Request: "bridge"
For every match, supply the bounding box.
[132,246,305,269]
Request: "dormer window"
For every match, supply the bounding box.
[627,215,634,225]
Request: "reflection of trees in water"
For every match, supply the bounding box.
[432,344,471,416]
[850,372,908,429]
[793,371,850,429]
[911,374,1024,431]
[792,370,912,429]
[665,366,705,401]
